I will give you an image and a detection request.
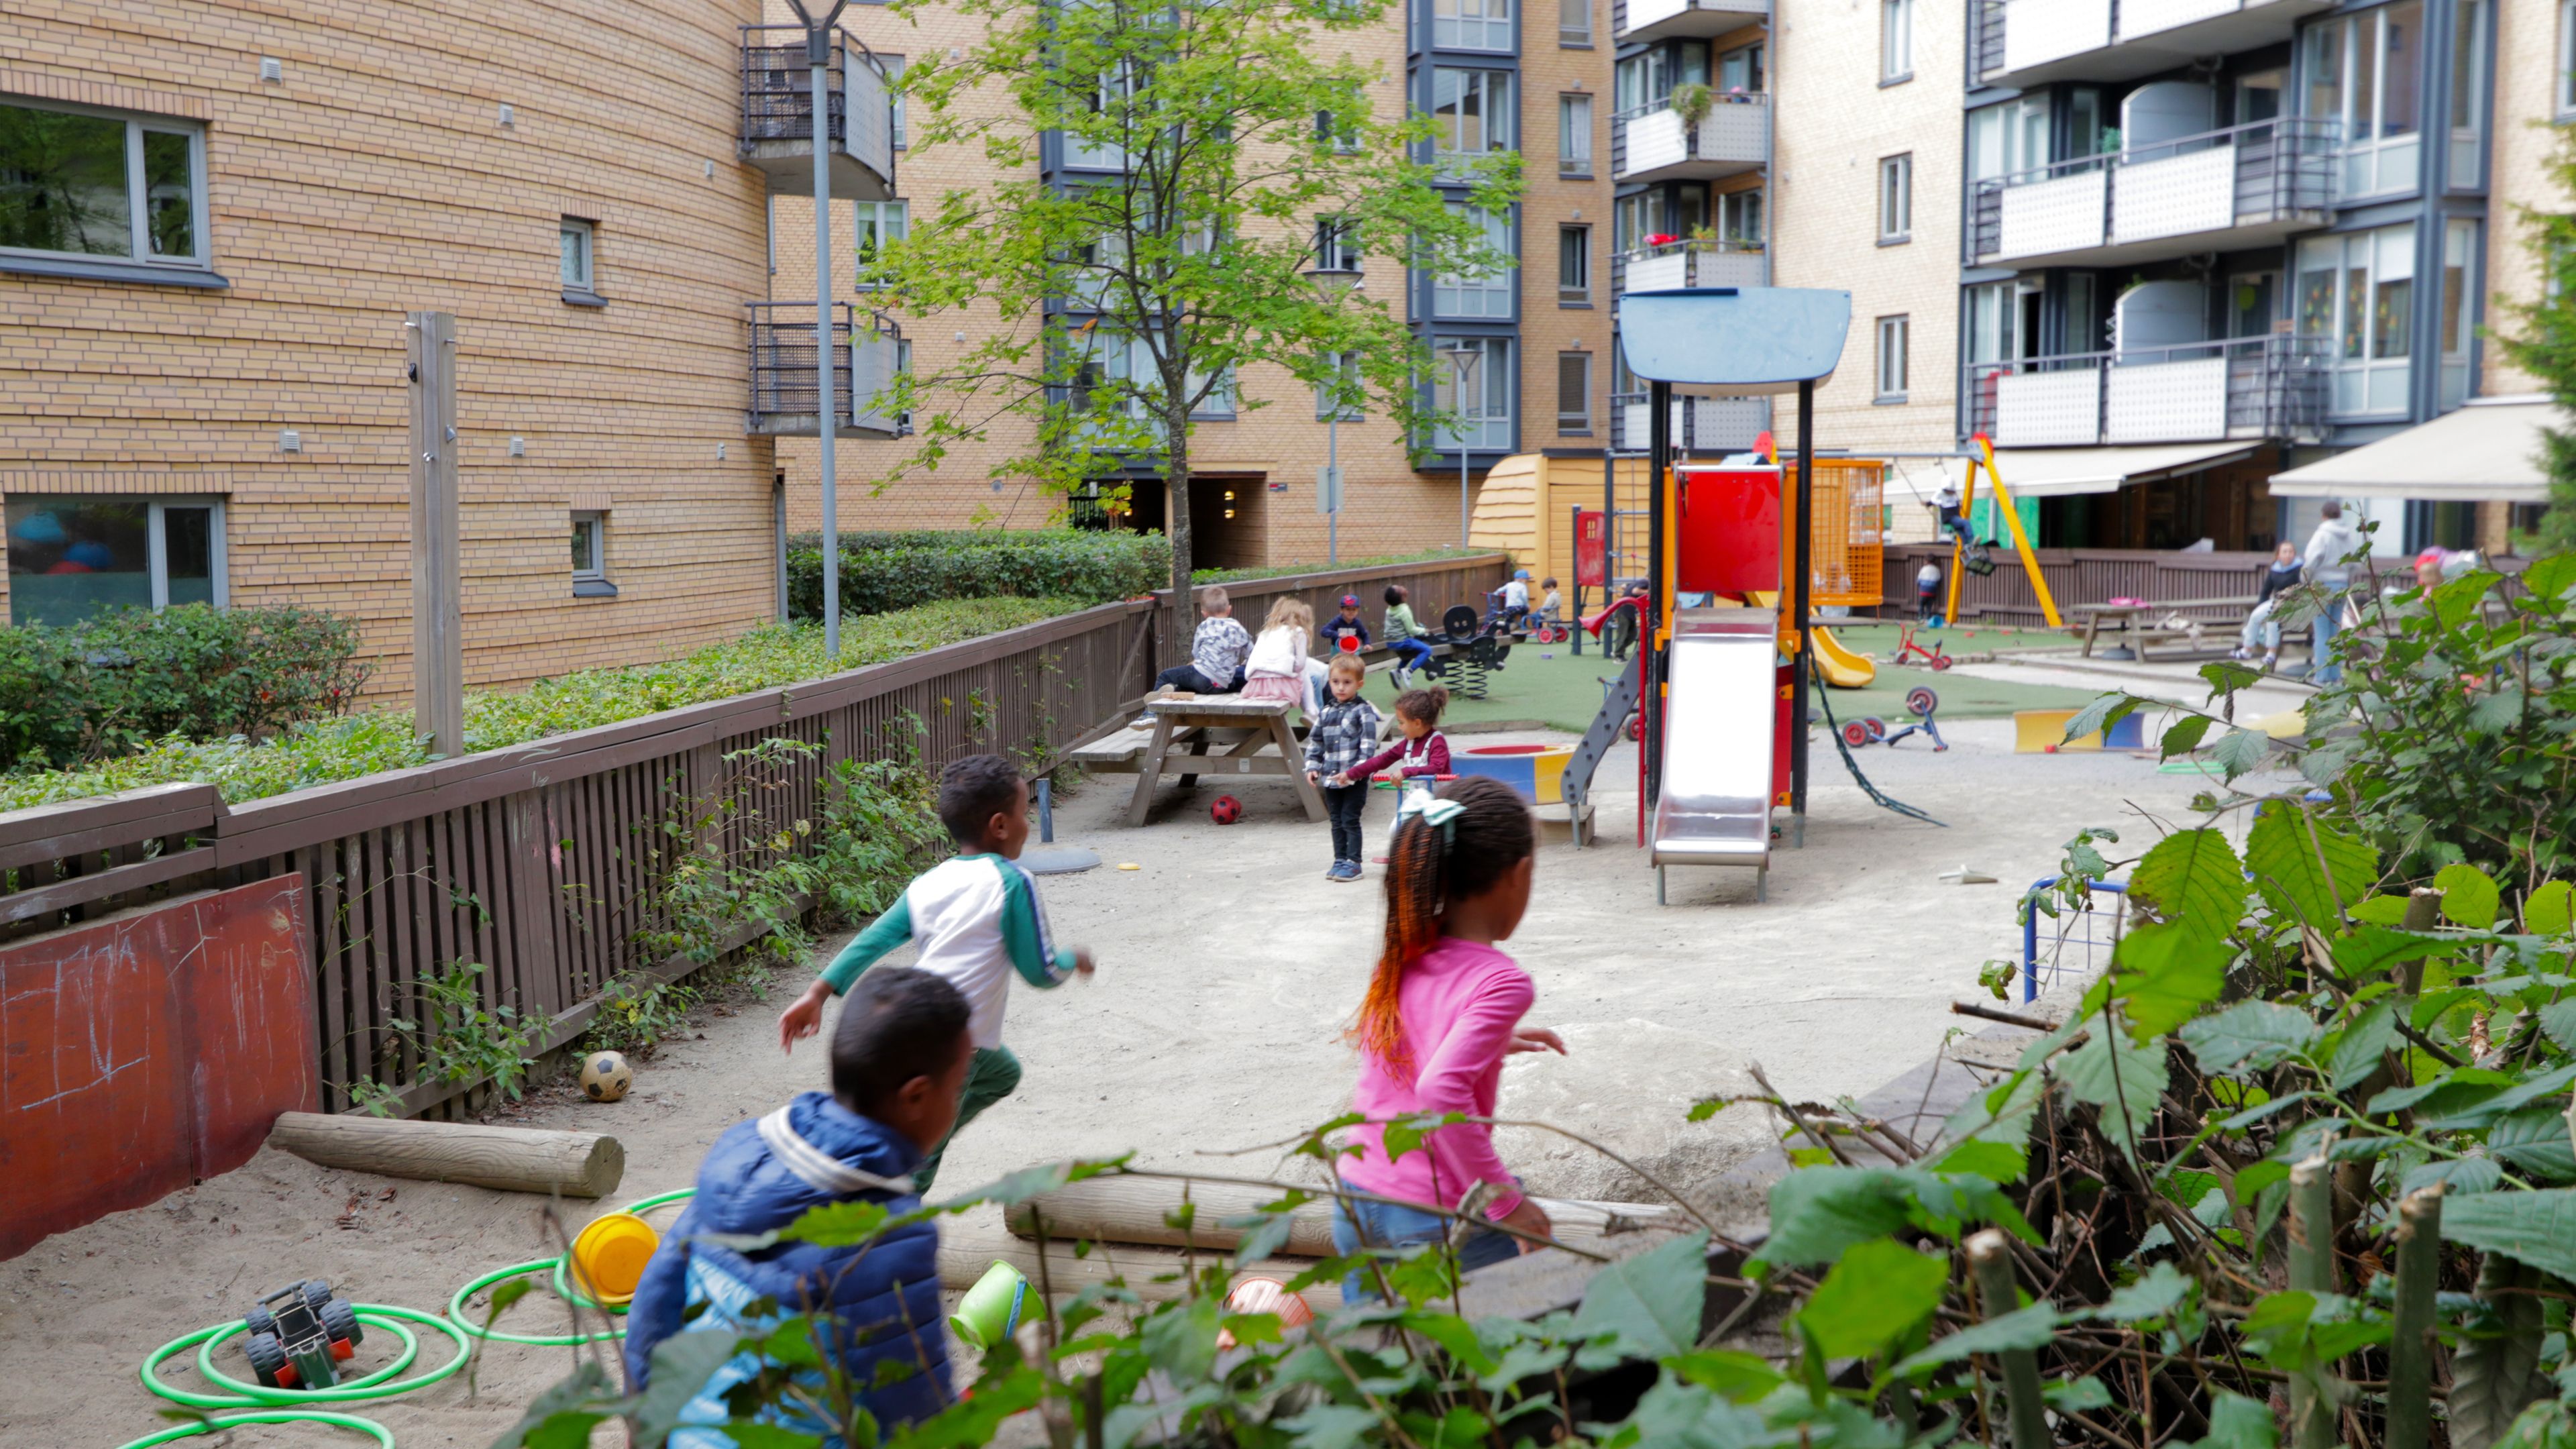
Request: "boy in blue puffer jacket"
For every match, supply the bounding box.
[624,966,975,1441]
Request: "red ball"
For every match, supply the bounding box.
[1211,796,1243,824]
[2043,744,2059,753]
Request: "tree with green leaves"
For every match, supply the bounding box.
[2490,128,2576,554]
[871,0,1517,609]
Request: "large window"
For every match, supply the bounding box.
[1718,43,1764,95]
[2301,2,2424,198]
[1877,154,1911,243]
[1717,187,1762,246]
[1434,0,1513,51]
[1559,94,1593,176]
[1431,68,1513,171]
[855,201,907,288]
[1065,63,1135,170]
[1433,203,1514,318]
[1430,336,1513,451]
[1968,97,2049,182]
[1875,316,1909,401]
[1557,352,1593,433]
[1613,183,1708,253]
[5,496,225,627]
[1558,224,1590,304]
[0,100,209,272]
[2442,217,2478,410]
[1615,44,1708,114]
[2297,223,2416,416]
[1882,0,1913,83]
[1560,0,1592,46]
[1964,280,2021,366]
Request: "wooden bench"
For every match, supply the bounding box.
[1075,696,1327,826]
[2074,594,2257,661]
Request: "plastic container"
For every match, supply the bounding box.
[568,1212,660,1307]
[950,1260,1028,1350]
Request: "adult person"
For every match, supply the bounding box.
[2300,502,2363,685]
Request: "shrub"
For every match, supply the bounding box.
[785,529,1167,618]
[0,604,370,770]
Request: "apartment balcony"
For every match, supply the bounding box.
[1966,117,2332,269]
[1614,0,1770,44]
[1610,393,1770,454]
[1617,242,1766,296]
[1613,95,1768,184]
[1971,0,2334,89]
[747,302,905,438]
[740,28,896,203]
[1964,335,2328,449]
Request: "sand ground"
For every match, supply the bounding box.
[7,653,2294,1448]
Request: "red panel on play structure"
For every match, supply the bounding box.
[1675,468,1782,597]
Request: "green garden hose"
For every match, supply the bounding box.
[115,1409,395,1449]
[142,1305,469,1409]
[447,1186,698,1344]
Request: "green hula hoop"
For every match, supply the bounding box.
[115,1409,394,1449]
[450,1187,698,1340]
[142,1305,468,1410]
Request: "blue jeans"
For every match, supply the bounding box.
[1387,638,1435,675]
[2310,590,2346,684]
[1329,1196,1521,1303]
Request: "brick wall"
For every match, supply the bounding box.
[0,2,784,701]
[2484,0,2563,399]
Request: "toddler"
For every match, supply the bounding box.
[1536,578,1561,629]
[1382,584,1439,688]
[1155,586,1251,696]
[1303,653,1384,883]
[1346,686,1452,784]
[1240,597,1313,710]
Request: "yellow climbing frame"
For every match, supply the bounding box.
[1942,434,2065,631]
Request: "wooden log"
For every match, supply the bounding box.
[1002,1175,1674,1257]
[267,1111,624,1198]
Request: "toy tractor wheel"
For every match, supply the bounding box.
[243,1305,277,1340]
[301,1279,334,1314]
[1864,717,1889,741]
[323,1297,364,1353]
[245,1332,290,1389]
[1906,686,1940,717]
[1839,720,1872,749]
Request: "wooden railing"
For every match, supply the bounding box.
[0,553,1506,1117]
[1873,544,2408,630]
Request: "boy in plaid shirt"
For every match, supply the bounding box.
[1302,653,1383,882]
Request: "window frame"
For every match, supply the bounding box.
[855,201,908,289]
[1556,350,1593,435]
[1559,0,1593,47]
[1881,0,1913,84]
[0,98,212,274]
[1432,0,1515,54]
[1315,214,1363,273]
[1558,223,1591,305]
[1430,67,1515,176]
[3,494,228,627]
[571,510,607,583]
[1432,201,1516,321]
[1877,154,1912,244]
[1558,93,1594,177]
[1316,350,1362,422]
[1428,335,1514,452]
[560,217,601,303]
[1874,315,1909,402]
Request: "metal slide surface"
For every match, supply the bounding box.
[1650,608,1776,879]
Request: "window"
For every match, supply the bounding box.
[1316,351,1361,421]
[1315,110,1361,154]
[2449,1,2485,185]
[560,217,598,298]
[5,496,225,627]
[1430,335,1513,451]
[1881,0,1913,83]
[1065,63,1134,170]
[1716,187,1762,246]
[884,56,908,148]
[1431,68,1513,172]
[1316,215,1362,272]
[1968,96,2048,181]
[1874,316,1909,400]
[2297,223,2416,415]
[1556,352,1592,433]
[855,201,907,288]
[0,100,208,273]
[1615,43,1709,115]
[895,337,914,431]
[1877,154,1911,243]
[1434,0,1512,52]
[1432,203,1514,319]
[2441,217,2478,410]
[1558,94,1593,176]
[572,512,605,578]
[1560,0,1592,47]
[1717,42,1764,95]
[1558,224,1590,304]
[2563,0,2576,115]
[2301,3,2425,197]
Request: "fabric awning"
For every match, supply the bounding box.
[2267,396,2559,502]
[1983,442,2262,499]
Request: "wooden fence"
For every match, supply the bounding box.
[0,553,1505,1118]
[1873,544,2408,629]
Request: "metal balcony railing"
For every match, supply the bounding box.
[739,26,896,199]
[747,301,905,436]
[1611,93,1769,182]
[1964,116,2335,265]
[1613,239,1766,297]
[1962,334,2328,448]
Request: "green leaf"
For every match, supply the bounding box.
[2432,568,2501,628]
[1278,1404,1381,1449]
[2489,1110,2576,1182]
[1891,1302,2059,1375]
[2330,922,2459,980]
[2233,1159,2290,1205]
[1571,1230,1711,1358]
[2159,713,2214,760]
[2200,661,2263,697]
[2213,727,2272,781]
[631,1332,749,1448]
[2063,692,2141,743]
[2246,804,2377,930]
[2402,1157,2504,1195]
[1231,1210,1299,1267]
[1929,1138,2027,1184]
[1139,1295,1221,1385]
[2114,922,2230,1040]
[1793,1238,1949,1359]
[2438,863,2505,928]
[2452,1254,2547,1449]
[1755,1169,1912,1270]
[719,1428,824,1449]
[2100,1261,2195,1322]
[2352,894,2415,926]
[2188,1393,2280,1449]
[2129,828,2250,944]
[2444,1190,2576,1280]
[2541,1000,2576,1054]
[1667,1349,1786,1403]
[2058,1029,2169,1159]
[490,1363,625,1449]
[2520,551,2576,602]
[2526,880,2575,937]
[2327,1002,2399,1089]
[2046,1377,2114,1412]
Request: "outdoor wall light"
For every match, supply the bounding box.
[1224,489,1236,501]
[1225,508,1236,519]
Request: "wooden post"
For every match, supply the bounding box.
[2287,1155,2337,1449]
[2386,1186,2443,1449]
[269,1111,623,1197]
[1967,1230,2048,1449]
[409,311,464,758]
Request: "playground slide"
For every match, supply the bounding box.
[1650,609,1776,901]
[1741,592,1874,688]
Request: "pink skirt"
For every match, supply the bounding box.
[1239,673,1303,707]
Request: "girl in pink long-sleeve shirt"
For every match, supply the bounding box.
[1331,775,1564,1299]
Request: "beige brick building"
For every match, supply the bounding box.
[0,1,797,699]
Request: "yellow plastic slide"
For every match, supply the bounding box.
[1741,592,1876,688]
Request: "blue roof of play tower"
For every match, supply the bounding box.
[1616,287,1851,396]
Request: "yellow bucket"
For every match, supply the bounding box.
[569,1211,661,1307]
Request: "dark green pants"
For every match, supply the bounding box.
[914,1044,1020,1197]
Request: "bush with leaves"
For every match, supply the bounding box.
[786,531,1169,621]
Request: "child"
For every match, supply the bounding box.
[2235,540,2302,669]
[1535,578,1562,631]
[1155,585,1252,696]
[1346,686,1452,784]
[1303,653,1383,883]
[1915,560,1943,623]
[627,966,971,1431]
[1241,597,1313,710]
[1501,569,1532,624]
[777,754,1095,1194]
[1382,584,1438,688]
[1322,594,1373,653]
[1330,776,1564,1300]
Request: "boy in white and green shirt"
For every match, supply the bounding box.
[777,755,1093,1193]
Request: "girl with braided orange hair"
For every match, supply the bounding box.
[1327,775,1564,1299]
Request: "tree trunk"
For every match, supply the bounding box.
[1164,400,1193,671]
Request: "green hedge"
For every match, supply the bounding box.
[786,529,1169,619]
[0,604,370,771]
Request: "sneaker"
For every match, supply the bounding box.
[1323,860,1344,880]
[1332,860,1364,882]
[1134,712,1158,727]
[1392,667,1411,690]
[2260,653,2279,672]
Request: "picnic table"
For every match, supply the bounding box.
[2072,595,2255,662]
[1070,695,1326,827]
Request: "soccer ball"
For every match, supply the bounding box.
[1210,795,1243,825]
[579,1051,633,1102]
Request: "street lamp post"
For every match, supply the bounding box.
[1440,341,1480,549]
[1302,261,1363,567]
[787,0,852,657]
